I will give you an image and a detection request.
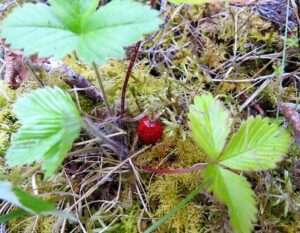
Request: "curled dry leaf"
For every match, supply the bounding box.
[1,39,47,89]
[4,50,28,89]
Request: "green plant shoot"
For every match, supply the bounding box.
[189,93,291,233]
[146,93,291,233]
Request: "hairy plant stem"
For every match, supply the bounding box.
[120,41,141,115]
[119,0,156,115]
[92,62,113,115]
[142,163,207,175]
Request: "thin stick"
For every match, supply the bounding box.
[239,78,272,111]
[92,62,113,115]
[25,60,44,87]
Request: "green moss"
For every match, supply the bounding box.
[7,215,56,233]
[1,2,300,232]
[149,174,203,233]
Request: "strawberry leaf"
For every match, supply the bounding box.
[188,94,232,160]
[6,87,81,177]
[203,165,257,233]
[0,181,54,214]
[219,117,291,171]
[1,0,162,64]
[0,181,75,220]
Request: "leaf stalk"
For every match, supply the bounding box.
[92,62,113,115]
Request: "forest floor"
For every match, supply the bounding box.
[1,0,300,232]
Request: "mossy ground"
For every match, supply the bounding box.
[1,0,300,232]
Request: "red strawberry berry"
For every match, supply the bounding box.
[137,116,163,144]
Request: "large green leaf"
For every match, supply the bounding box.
[0,181,55,214]
[6,87,81,177]
[188,94,232,160]
[0,181,75,220]
[219,117,291,171]
[1,0,162,64]
[203,165,257,233]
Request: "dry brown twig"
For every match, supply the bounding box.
[280,102,300,145]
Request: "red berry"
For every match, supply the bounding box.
[137,116,163,144]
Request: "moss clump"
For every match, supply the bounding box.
[7,215,56,233]
[136,138,207,232]
[149,174,203,233]
[0,85,16,157]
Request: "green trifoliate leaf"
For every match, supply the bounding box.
[219,117,291,171]
[0,181,75,220]
[6,87,81,177]
[1,0,162,64]
[203,165,257,233]
[188,94,232,160]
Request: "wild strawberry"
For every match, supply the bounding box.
[137,116,163,144]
